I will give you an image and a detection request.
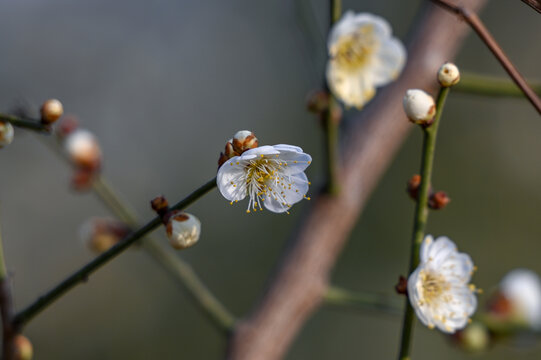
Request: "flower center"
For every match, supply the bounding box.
[333,25,378,71]
[420,270,450,305]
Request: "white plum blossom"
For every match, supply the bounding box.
[499,269,541,330]
[408,235,478,333]
[166,211,201,250]
[217,144,311,214]
[326,11,406,109]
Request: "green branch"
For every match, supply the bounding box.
[456,72,541,98]
[324,286,402,315]
[397,87,450,360]
[13,177,217,329]
[0,113,50,133]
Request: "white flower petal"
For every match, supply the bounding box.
[328,12,391,52]
[420,235,434,263]
[217,160,248,202]
[240,145,279,160]
[371,38,406,87]
[326,62,376,108]
[272,144,304,153]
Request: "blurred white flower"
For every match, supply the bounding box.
[0,121,14,148]
[499,269,541,330]
[217,144,311,213]
[65,129,102,169]
[326,11,406,109]
[408,235,478,333]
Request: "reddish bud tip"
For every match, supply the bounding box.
[40,99,63,125]
[56,116,79,138]
[395,275,408,295]
[14,334,33,360]
[429,191,451,210]
[407,174,422,200]
[306,90,330,114]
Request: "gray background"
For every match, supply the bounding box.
[0,0,540,359]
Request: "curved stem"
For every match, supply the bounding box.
[0,208,16,359]
[397,87,450,360]
[13,178,217,328]
[456,72,541,97]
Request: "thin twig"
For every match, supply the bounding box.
[0,113,50,133]
[323,0,341,194]
[12,177,217,328]
[457,72,541,97]
[0,210,16,359]
[431,0,541,114]
[520,0,541,13]
[397,87,450,360]
[323,286,402,315]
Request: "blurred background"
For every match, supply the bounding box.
[0,0,540,359]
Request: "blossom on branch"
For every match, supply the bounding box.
[408,235,478,333]
[326,11,406,109]
[217,144,311,214]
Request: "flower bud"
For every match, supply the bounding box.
[14,334,33,360]
[232,130,258,154]
[65,129,102,170]
[455,321,489,353]
[40,99,63,125]
[306,90,330,114]
[403,89,436,125]
[56,116,79,139]
[429,191,451,210]
[165,211,201,250]
[438,62,460,87]
[0,121,14,148]
[80,217,130,253]
[406,174,422,200]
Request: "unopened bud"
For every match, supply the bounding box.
[71,168,96,191]
[395,275,408,295]
[456,321,489,353]
[429,191,450,210]
[232,130,258,154]
[329,105,343,125]
[306,90,329,114]
[403,89,436,125]
[406,174,422,200]
[438,62,460,87]
[80,217,130,253]
[0,121,14,148]
[165,211,201,250]
[150,195,170,220]
[14,334,33,360]
[40,99,63,125]
[56,116,79,138]
[65,129,102,170]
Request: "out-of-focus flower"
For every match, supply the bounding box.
[408,235,478,333]
[217,144,311,213]
[403,89,436,125]
[326,11,406,109]
[454,320,490,353]
[438,62,460,87]
[40,99,64,125]
[14,334,33,360]
[165,211,201,250]
[0,121,14,148]
[80,217,130,253]
[487,269,541,330]
[65,129,102,170]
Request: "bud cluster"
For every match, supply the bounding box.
[406,174,450,210]
[218,130,258,167]
[151,196,202,250]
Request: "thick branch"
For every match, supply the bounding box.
[226,1,487,359]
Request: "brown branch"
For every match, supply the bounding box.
[226,1,488,359]
[0,278,15,360]
[431,0,541,114]
[521,0,541,13]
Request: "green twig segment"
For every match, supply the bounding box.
[92,177,235,332]
[323,0,342,195]
[13,177,217,328]
[397,87,450,360]
[324,286,402,315]
[0,113,50,133]
[456,72,541,98]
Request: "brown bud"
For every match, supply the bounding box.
[40,99,63,125]
[14,334,33,360]
[151,195,170,221]
[71,168,96,191]
[429,191,450,210]
[56,116,79,138]
[232,130,258,154]
[395,275,408,295]
[329,105,343,125]
[218,152,229,167]
[306,90,329,114]
[406,174,422,200]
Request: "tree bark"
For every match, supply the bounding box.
[227,1,488,359]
